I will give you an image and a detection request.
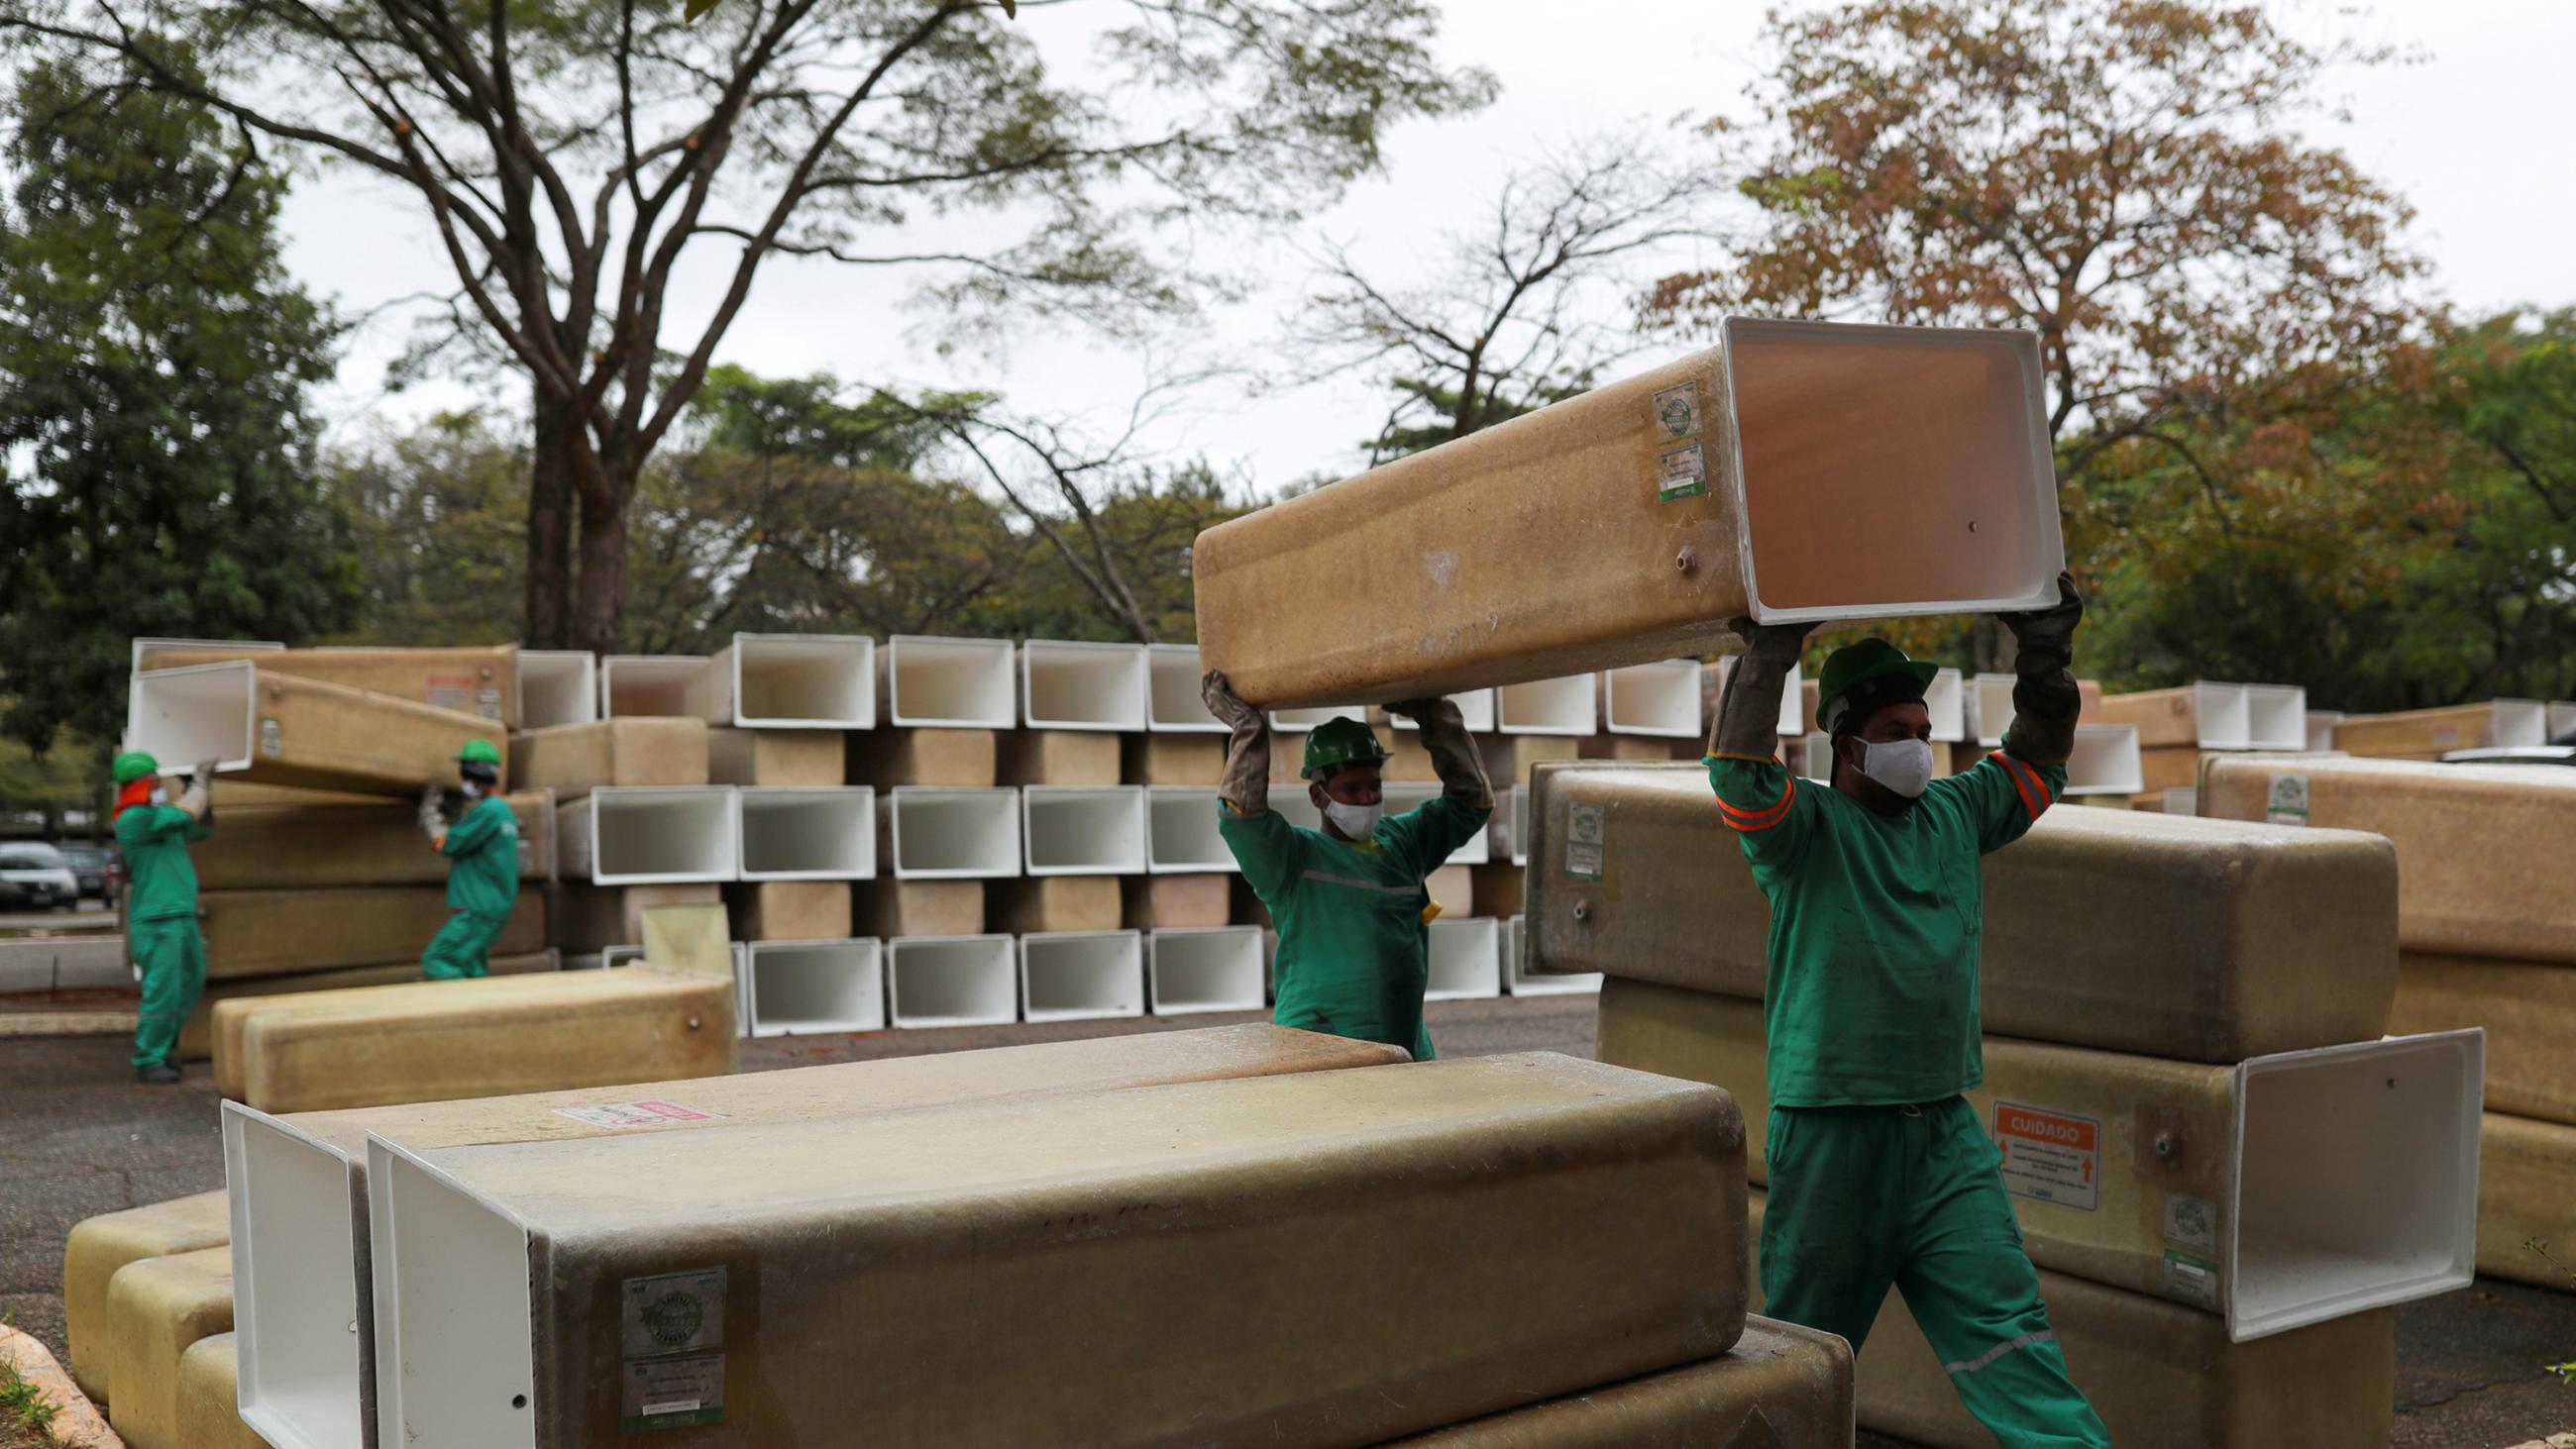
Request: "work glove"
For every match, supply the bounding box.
[1708,618,1816,761]
[417,780,448,841]
[1201,671,1272,817]
[175,761,218,823]
[1999,570,2085,766]
[1388,697,1494,809]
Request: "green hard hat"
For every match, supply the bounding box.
[112,750,161,784]
[457,739,502,767]
[1301,716,1389,780]
[1816,639,1942,736]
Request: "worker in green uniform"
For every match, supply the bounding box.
[1201,673,1492,1061]
[113,750,217,1084]
[1708,571,2107,1448]
[417,739,518,981]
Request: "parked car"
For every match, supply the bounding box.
[58,844,119,902]
[0,841,82,911]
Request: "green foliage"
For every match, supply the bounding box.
[0,47,363,753]
[1362,371,1593,465]
[328,413,529,648]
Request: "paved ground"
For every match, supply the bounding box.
[5,995,2571,1445]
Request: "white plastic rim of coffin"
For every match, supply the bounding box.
[1495,674,1596,736]
[1380,782,1490,865]
[1505,915,1601,996]
[1926,668,1967,743]
[1389,690,1498,733]
[2306,711,2344,752]
[2229,1028,2484,1340]
[2238,683,2307,753]
[1425,917,1502,1001]
[1510,783,1530,867]
[731,633,876,729]
[2494,699,2550,748]
[598,655,705,719]
[1268,703,1366,732]
[132,636,283,673]
[571,787,737,884]
[1602,661,1703,738]
[1266,785,1325,833]
[885,635,1017,728]
[1021,786,1147,876]
[559,953,605,972]
[515,651,596,729]
[600,945,644,969]
[885,935,1020,1027]
[2193,681,2254,751]
[736,787,876,881]
[1020,640,1147,732]
[2164,786,2198,816]
[2550,701,2576,744]
[887,787,1021,880]
[1143,643,1228,733]
[2063,725,2144,796]
[1019,931,1146,1023]
[368,1138,538,1449]
[1799,732,1833,781]
[1973,673,2015,747]
[1145,927,1266,1015]
[224,1104,365,1449]
[1145,787,1234,874]
[125,662,256,773]
[746,939,885,1036]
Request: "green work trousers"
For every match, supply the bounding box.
[422,910,508,981]
[1763,1097,2110,1449]
[131,916,206,1070]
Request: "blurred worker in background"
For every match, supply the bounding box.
[113,751,217,1084]
[1202,673,1491,1061]
[417,739,518,981]
[1707,571,2108,1448]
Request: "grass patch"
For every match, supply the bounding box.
[0,1350,67,1449]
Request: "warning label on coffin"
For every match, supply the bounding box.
[555,1099,724,1130]
[1992,1101,2099,1211]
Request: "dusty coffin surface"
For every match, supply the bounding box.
[2200,754,2576,965]
[178,1333,271,1449]
[508,718,709,797]
[62,1189,231,1401]
[1382,1317,1851,1447]
[1527,761,2401,1062]
[1596,977,2483,1341]
[1745,1192,2395,1449]
[2391,954,2576,1124]
[1192,320,2062,706]
[190,951,557,1068]
[143,643,519,726]
[2475,1112,2576,1290]
[200,885,546,981]
[191,789,556,891]
[126,662,508,796]
[363,1054,1746,1449]
[222,1025,1410,1449]
[227,967,737,1114]
[104,1244,234,1449]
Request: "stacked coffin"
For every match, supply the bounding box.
[1519,760,2485,1447]
[76,1024,1871,1447]
[2093,681,2314,814]
[123,644,557,1063]
[2200,754,2576,1294]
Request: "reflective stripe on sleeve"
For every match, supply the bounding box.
[1714,773,1798,833]
[1943,1329,2058,1377]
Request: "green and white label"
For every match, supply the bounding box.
[1652,380,1702,440]
[618,1267,727,1431]
[1565,801,1605,882]
[2163,1192,2218,1254]
[2264,775,2309,826]
[1656,443,1708,502]
[2161,1249,2222,1311]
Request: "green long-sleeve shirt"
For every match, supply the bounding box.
[1709,746,2065,1108]
[115,803,211,922]
[441,794,521,919]
[1218,795,1489,1061]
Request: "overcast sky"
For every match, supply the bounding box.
[283,0,2576,497]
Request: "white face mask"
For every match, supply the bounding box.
[461,779,484,798]
[1322,797,1383,840]
[1852,738,1936,799]
[149,786,167,806]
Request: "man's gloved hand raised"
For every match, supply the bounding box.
[1709,617,1817,760]
[1200,671,1272,817]
[1386,696,1494,810]
[417,780,448,842]
[1999,570,2085,766]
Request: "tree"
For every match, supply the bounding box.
[9,0,1495,651]
[1644,0,2431,667]
[0,48,362,757]
[329,412,531,647]
[1298,137,1723,465]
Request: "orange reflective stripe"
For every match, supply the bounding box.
[1719,775,1798,832]
[1713,772,1793,821]
[1988,751,2047,821]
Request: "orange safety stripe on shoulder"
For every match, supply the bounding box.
[1987,751,2050,821]
[1717,774,1798,832]
[1706,752,1784,766]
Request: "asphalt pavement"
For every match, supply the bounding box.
[4,995,2571,1446]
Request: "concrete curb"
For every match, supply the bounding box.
[1,1322,125,1449]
